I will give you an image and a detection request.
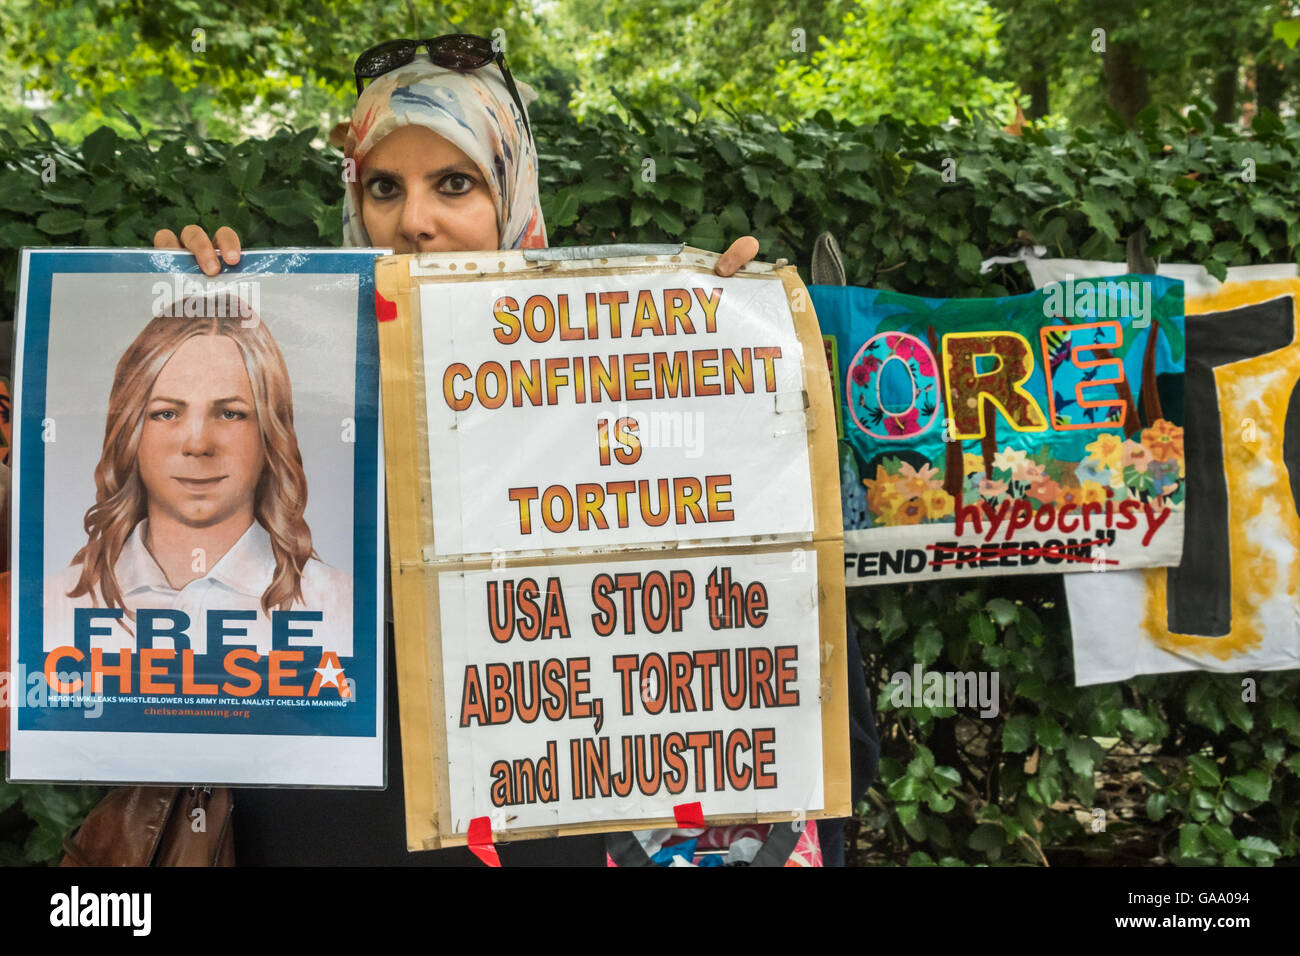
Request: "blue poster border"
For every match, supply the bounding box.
[13,248,382,738]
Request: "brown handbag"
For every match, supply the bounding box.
[60,786,235,867]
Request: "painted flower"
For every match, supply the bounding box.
[1058,484,1084,508]
[889,496,927,526]
[1084,432,1124,469]
[963,452,986,476]
[979,477,1009,499]
[896,475,930,500]
[1074,459,1111,487]
[993,447,1030,474]
[864,466,893,511]
[891,334,916,361]
[1142,419,1185,463]
[1012,460,1043,484]
[1147,458,1178,488]
[872,490,904,524]
[1080,481,1107,504]
[1121,439,1152,474]
[851,362,870,386]
[923,488,954,519]
[899,461,940,485]
[885,407,921,436]
[1027,476,1062,504]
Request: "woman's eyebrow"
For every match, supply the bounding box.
[149,396,186,406]
[424,162,479,181]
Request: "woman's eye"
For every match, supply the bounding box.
[365,177,399,200]
[221,409,247,421]
[442,173,475,194]
[150,409,176,422]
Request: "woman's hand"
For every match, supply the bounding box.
[152,225,242,276]
[714,236,760,277]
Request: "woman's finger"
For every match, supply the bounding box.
[212,226,242,266]
[180,224,221,276]
[153,228,182,249]
[715,235,760,277]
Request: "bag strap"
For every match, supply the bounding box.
[749,822,803,867]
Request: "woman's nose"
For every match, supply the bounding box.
[180,414,216,456]
[398,191,439,245]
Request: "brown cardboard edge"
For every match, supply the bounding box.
[380,256,849,848]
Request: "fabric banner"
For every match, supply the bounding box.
[811,279,1187,585]
[6,249,386,786]
[1054,276,1300,684]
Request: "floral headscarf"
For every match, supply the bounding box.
[341,59,547,250]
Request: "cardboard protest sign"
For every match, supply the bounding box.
[811,278,1187,585]
[1058,278,1300,684]
[7,249,385,786]
[376,246,848,850]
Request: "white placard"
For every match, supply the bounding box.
[438,551,825,831]
[420,272,813,555]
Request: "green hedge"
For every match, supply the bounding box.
[3,101,1299,865]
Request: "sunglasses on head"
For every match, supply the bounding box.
[353,34,533,143]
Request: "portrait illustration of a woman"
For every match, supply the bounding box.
[45,291,352,658]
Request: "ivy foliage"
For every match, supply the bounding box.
[1,102,1299,864]
[854,579,1299,866]
[2,97,1297,312]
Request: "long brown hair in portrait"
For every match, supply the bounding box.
[67,291,316,618]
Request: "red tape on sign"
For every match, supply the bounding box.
[467,816,501,867]
[674,801,705,829]
[375,289,397,322]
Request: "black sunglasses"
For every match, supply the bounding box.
[354,34,533,143]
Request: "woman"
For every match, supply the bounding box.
[47,295,351,659]
[155,37,759,865]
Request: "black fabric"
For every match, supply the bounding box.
[1167,297,1294,635]
[232,627,605,866]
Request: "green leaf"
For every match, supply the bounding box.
[926,792,956,813]
[1065,738,1099,777]
[985,598,1017,627]
[1226,769,1271,803]
[887,774,921,801]
[1186,682,1226,733]
[1201,821,1236,854]
[1035,715,1065,751]
[1179,823,1203,857]
[878,592,908,644]
[85,181,123,215]
[968,823,1002,852]
[956,242,981,273]
[1236,835,1281,865]
[1187,753,1221,788]
[913,622,943,668]
[969,611,995,646]
[1146,791,1168,821]
[547,188,581,229]
[1002,715,1033,753]
[229,151,266,193]
[1274,20,1300,49]
[896,801,919,826]
[1120,708,1159,741]
[35,209,84,235]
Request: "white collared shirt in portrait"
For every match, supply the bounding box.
[45,519,353,658]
